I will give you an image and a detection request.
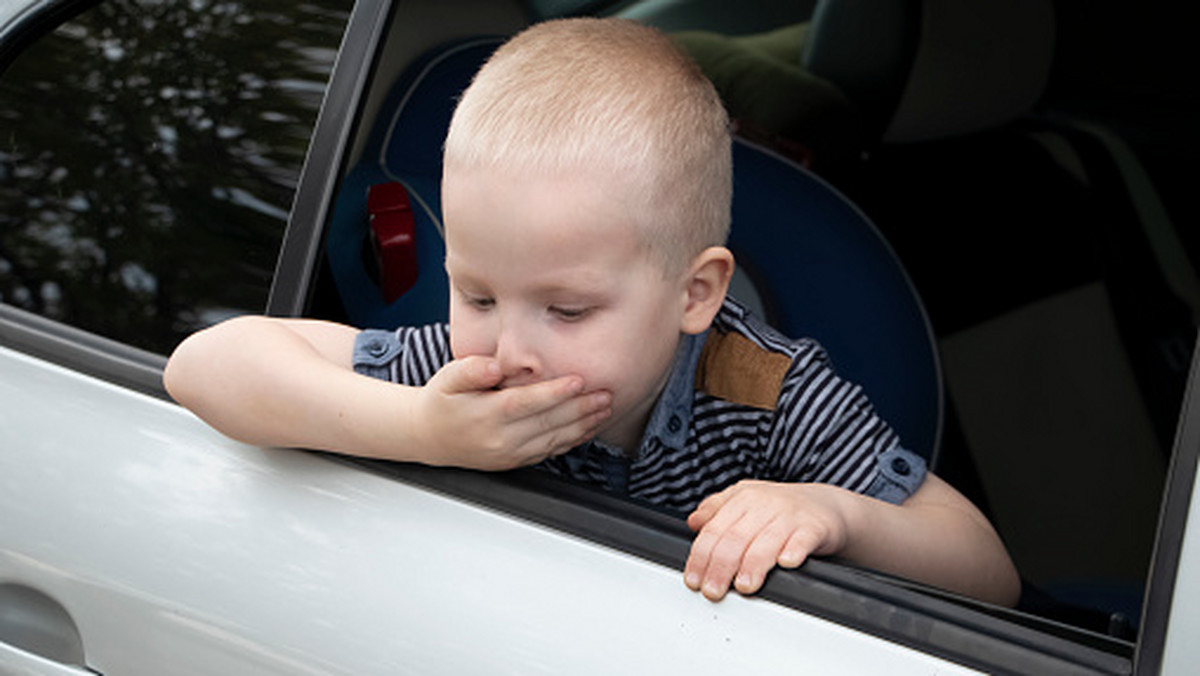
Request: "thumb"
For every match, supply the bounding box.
[431,356,504,394]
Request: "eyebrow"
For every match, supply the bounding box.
[531,282,610,303]
[446,260,612,300]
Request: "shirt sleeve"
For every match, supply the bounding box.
[865,446,927,505]
[768,339,927,505]
[351,323,452,386]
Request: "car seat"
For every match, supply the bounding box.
[325,38,503,331]
[797,0,1193,636]
[323,34,943,462]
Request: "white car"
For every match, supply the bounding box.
[2,0,1197,673]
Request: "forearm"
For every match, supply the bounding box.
[164,316,426,460]
[165,317,611,468]
[839,474,1020,606]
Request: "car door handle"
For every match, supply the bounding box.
[0,640,100,675]
[0,584,99,675]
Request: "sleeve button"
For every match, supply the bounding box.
[891,457,911,476]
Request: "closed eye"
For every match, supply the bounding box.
[469,296,495,311]
[455,287,494,311]
[550,306,591,322]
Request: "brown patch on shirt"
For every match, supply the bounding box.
[695,330,792,411]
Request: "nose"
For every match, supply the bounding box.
[494,315,540,386]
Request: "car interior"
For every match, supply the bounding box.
[303,0,1196,650]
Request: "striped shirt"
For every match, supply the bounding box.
[354,298,926,514]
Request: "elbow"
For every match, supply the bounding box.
[162,315,258,407]
[163,333,198,405]
[964,530,1021,608]
[993,553,1023,608]
[981,562,1022,609]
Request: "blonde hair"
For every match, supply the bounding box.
[443,18,731,273]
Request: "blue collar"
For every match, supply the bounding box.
[636,329,707,455]
[563,330,707,488]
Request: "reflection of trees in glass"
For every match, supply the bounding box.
[0,0,350,354]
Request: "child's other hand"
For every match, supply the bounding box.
[414,356,611,470]
[683,481,856,601]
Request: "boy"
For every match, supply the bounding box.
[165,18,1019,605]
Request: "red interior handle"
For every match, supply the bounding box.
[367,182,418,303]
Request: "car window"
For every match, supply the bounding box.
[0,0,352,356]
[296,1,1198,672]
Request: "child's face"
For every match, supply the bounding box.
[443,167,688,450]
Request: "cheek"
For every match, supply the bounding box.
[551,320,668,393]
[524,324,610,386]
[448,307,489,359]
[612,309,685,388]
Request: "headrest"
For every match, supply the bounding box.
[804,0,1055,142]
[672,24,862,170]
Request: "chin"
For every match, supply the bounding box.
[592,415,640,454]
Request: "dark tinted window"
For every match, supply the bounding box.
[0,0,351,354]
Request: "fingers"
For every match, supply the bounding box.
[686,489,729,532]
[684,482,833,601]
[499,374,589,419]
[735,519,801,594]
[685,500,773,601]
[436,357,607,435]
[500,377,610,449]
[426,358,613,468]
[429,355,505,394]
[504,389,613,464]
[778,529,822,569]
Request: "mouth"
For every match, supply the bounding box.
[495,375,540,391]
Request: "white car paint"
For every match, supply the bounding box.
[0,345,980,675]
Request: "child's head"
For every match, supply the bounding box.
[444,17,731,273]
[441,18,734,450]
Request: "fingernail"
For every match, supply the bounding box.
[779,553,801,568]
[685,572,699,589]
[703,582,724,599]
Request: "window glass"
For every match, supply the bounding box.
[0,0,352,354]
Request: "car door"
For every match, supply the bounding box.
[2,0,1198,674]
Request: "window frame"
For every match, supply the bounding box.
[1133,349,1200,675]
[0,302,166,395]
[270,0,1200,672]
[0,0,96,74]
[266,0,394,319]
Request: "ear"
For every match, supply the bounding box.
[680,246,735,335]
